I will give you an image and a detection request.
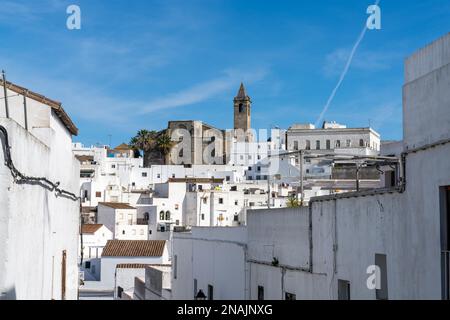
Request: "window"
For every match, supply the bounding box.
[338,280,351,300]
[316,140,320,150]
[346,139,351,147]
[257,166,261,172]
[176,220,180,226]
[203,197,207,204]
[285,292,296,300]
[208,285,214,300]
[234,215,239,222]
[240,155,244,160]
[174,255,178,280]
[160,211,165,220]
[201,214,205,221]
[219,198,224,204]
[142,172,147,177]
[375,254,389,300]
[305,140,311,150]
[226,176,230,182]
[326,140,331,149]
[248,166,252,171]
[157,174,161,179]
[257,155,261,160]
[165,211,171,221]
[360,139,364,147]
[256,176,261,180]
[122,230,125,235]
[235,200,238,206]
[440,186,450,299]
[258,286,264,300]
[85,261,91,269]
[248,155,252,160]
[179,149,184,157]
[117,286,124,299]
[335,140,341,148]
[239,103,244,113]
[193,279,198,299]
[111,165,116,169]
[293,141,299,151]
[96,192,101,198]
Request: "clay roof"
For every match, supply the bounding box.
[0,79,78,136]
[75,155,94,162]
[98,202,135,210]
[116,263,171,269]
[168,178,224,184]
[81,224,103,234]
[114,143,132,151]
[102,240,166,257]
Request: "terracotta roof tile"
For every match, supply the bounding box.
[81,224,103,234]
[102,240,166,257]
[116,263,171,269]
[98,202,135,210]
[0,79,78,136]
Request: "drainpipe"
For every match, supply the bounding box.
[2,70,9,119]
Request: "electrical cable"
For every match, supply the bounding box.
[0,125,79,201]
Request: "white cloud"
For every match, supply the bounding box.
[323,48,401,77]
[139,68,268,114]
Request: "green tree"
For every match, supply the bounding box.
[129,130,158,164]
[156,133,175,164]
[287,195,300,208]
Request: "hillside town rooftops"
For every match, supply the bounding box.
[102,240,166,257]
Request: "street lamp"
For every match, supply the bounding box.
[195,289,207,300]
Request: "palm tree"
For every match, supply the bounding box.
[156,133,175,164]
[287,195,300,208]
[129,130,158,165]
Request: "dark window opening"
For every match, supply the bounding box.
[258,286,264,300]
[285,292,296,300]
[208,285,214,300]
[375,254,389,300]
[338,280,351,300]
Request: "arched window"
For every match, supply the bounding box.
[165,211,171,221]
[360,139,364,147]
[239,103,244,113]
[160,211,165,220]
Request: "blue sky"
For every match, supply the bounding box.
[1,0,449,146]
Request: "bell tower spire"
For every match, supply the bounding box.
[233,83,252,132]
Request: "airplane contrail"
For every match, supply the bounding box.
[314,0,381,128]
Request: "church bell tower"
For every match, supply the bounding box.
[233,83,252,132]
